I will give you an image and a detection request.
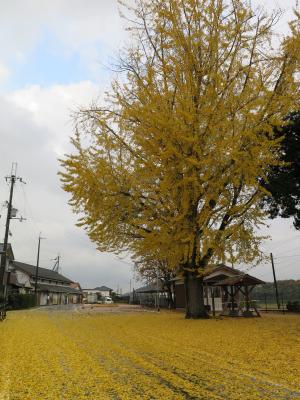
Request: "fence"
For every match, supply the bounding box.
[254,292,300,313]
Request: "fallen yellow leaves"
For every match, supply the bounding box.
[0,310,300,399]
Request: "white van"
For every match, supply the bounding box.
[103,296,113,304]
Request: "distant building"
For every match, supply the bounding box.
[83,286,113,303]
[1,243,82,306]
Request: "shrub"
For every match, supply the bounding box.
[8,293,36,310]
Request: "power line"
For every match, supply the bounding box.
[275,245,300,257]
[275,254,300,259]
[271,235,300,247]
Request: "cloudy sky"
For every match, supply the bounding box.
[0,0,299,292]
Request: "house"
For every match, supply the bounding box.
[8,261,83,305]
[83,286,113,303]
[1,243,82,306]
[174,264,265,314]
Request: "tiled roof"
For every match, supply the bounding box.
[94,286,112,291]
[12,261,73,284]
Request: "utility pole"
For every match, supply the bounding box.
[34,234,45,301]
[0,164,25,304]
[270,253,280,310]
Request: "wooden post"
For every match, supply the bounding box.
[230,285,235,314]
[211,287,216,317]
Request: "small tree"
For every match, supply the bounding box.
[134,255,177,308]
[60,0,300,318]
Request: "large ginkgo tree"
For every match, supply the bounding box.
[60,0,300,318]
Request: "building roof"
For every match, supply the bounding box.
[206,263,243,276]
[0,243,14,260]
[172,264,244,284]
[213,274,265,286]
[204,273,231,284]
[36,283,82,294]
[12,261,73,284]
[94,286,113,291]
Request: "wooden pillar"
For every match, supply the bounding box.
[210,287,216,317]
[230,285,235,313]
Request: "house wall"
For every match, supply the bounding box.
[174,284,223,311]
[39,293,48,306]
[99,290,110,297]
[15,270,31,288]
[175,284,185,308]
[83,290,111,303]
[87,293,98,303]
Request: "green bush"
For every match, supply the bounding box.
[286,301,300,312]
[8,293,36,309]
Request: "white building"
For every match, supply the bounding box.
[83,286,113,303]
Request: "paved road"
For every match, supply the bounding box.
[31,303,146,314]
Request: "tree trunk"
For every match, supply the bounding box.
[184,271,208,319]
[165,282,175,309]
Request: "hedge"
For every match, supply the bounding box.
[8,293,36,309]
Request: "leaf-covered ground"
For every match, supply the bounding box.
[0,309,300,399]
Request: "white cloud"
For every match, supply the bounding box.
[0,82,135,291]
[0,0,128,78]
[0,63,10,82]
[7,81,101,155]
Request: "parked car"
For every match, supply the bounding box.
[103,296,113,304]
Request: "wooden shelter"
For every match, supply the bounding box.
[213,274,265,317]
[173,264,265,316]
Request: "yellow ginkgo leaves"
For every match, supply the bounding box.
[1,310,300,399]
